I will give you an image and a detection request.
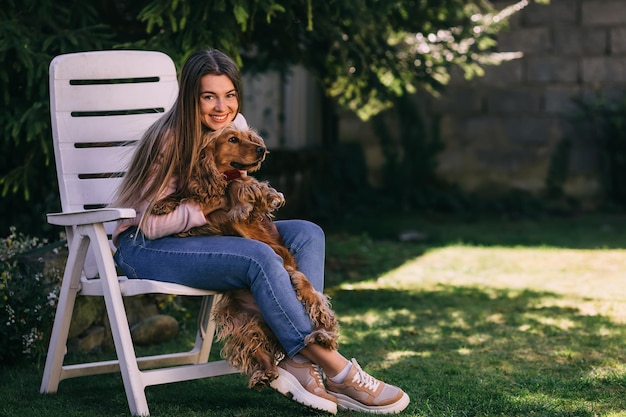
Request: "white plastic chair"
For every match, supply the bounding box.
[40,50,238,416]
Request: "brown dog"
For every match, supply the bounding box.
[152,125,338,389]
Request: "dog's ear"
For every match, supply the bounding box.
[193,130,227,199]
[206,137,228,196]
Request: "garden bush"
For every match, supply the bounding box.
[0,227,61,364]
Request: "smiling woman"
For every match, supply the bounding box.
[199,74,240,130]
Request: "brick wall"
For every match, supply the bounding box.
[339,0,626,206]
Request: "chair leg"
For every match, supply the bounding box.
[41,223,232,416]
[87,223,151,416]
[40,231,90,393]
[195,294,219,363]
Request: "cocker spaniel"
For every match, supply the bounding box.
[152,125,338,389]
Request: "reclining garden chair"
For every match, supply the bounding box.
[40,50,238,416]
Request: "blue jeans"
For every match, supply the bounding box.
[113,220,325,357]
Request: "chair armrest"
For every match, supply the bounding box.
[47,208,136,226]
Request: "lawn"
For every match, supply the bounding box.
[2,212,626,416]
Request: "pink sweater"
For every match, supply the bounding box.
[112,114,248,246]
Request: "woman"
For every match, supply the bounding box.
[112,49,410,415]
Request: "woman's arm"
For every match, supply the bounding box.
[114,114,249,243]
[140,202,208,239]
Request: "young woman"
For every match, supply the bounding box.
[112,49,409,415]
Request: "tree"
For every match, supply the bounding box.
[0,0,547,237]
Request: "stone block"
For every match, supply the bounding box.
[462,116,510,145]
[497,27,552,53]
[501,116,562,144]
[554,26,608,55]
[443,115,558,145]
[479,59,524,86]
[430,88,483,114]
[527,56,579,82]
[610,26,626,53]
[544,86,583,114]
[582,56,626,83]
[582,1,626,26]
[486,88,542,113]
[521,0,577,26]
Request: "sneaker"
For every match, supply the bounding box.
[270,357,338,414]
[325,358,410,414]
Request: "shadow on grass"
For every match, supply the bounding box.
[4,213,626,416]
[331,284,626,416]
[4,285,626,416]
[327,212,626,250]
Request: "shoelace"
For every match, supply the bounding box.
[311,364,325,386]
[351,361,381,392]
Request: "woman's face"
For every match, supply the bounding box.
[199,74,239,131]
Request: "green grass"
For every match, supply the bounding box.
[2,212,626,416]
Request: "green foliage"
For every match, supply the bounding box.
[1,0,546,237]
[573,93,626,208]
[371,94,444,211]
[545,137,572,199]
[0,227,61,364]
[306,142,391,226]
[0,0,113,238]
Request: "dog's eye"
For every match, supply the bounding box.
[228,136,239,143]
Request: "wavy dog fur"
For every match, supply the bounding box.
[152,125,338,389]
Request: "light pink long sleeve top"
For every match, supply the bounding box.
[112,114,248,246]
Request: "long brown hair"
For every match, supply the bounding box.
[114,49,242,227]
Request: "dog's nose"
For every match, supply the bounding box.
[256,146,266,157]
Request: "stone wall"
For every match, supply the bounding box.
[339,0,626,206]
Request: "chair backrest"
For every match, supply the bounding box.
[49,50,178,276]
[50,50,178,217]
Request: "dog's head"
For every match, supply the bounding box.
[203,126,268,175]
[187,125,267,200]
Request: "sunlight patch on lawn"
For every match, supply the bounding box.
[523,314,576,331]
[466,333,492,346]
[378,245,626,285]
[533,296,626,325]
[507,391,597,415]
[384,350,420,364]
[585,363,626,386]
[376,245,626,306]
[456,347,472,355]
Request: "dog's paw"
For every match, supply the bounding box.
[249,368,280,390]
[307,297,339,330]
[229,203,254,222]
[267,192,285,209]
[305,329,339,350]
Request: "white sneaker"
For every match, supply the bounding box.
[270,357,338,414]
[325,358,410,414]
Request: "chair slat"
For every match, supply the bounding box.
[60,177,123,210]
[51,81,178,113]
[50,50,178,80]
[55,144,135,176]
[53,113,164,144]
